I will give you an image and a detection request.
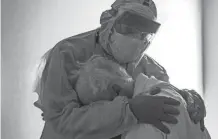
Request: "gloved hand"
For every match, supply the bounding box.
[178,89,206,131]
[128,87,180,134]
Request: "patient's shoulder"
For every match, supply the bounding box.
[138,54,169,82]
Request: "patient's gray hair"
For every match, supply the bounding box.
[75,55,133,97]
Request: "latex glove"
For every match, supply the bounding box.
[128,88,180,134]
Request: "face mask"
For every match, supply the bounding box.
[109,29,149,64]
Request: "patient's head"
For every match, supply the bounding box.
[75,55,134,104]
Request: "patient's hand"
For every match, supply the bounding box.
[178,89,206,131]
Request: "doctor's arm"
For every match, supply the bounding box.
[38,45,138,139]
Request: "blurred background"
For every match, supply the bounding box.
[1,0,217,138]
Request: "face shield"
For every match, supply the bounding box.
[108,10,160,65]
[99,1,162,68]
[114,10,160,43]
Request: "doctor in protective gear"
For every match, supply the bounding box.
[33,0,207,138]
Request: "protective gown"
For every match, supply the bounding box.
[34,29,169,139]
[33,1,203,139]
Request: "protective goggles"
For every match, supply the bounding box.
[114,11,161,41]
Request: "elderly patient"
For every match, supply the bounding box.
[73,55,210,139]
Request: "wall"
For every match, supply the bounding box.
[203,0,218,138]
[147,0,202,93]
[1,0,202,139]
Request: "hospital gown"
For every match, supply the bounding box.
[123,73,211,139]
